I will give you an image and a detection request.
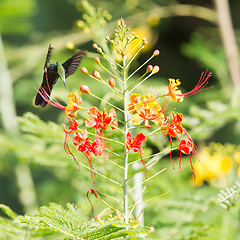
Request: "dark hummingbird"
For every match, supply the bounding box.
[35,44,87,107]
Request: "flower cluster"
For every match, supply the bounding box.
[193,143,240,186]
[35,18,212,185]
[127,69,212,176]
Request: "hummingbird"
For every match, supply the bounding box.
[35,44,87,107]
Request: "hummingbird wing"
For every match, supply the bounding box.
[62,50,87,78]
[44,44,53,73]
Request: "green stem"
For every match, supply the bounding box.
[99,61,124,84]
[123,54,130,224]
[89,92,124,113]
[129,72,154,94]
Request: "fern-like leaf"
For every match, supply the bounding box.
[20,203,151,239]
[20,203,90,238]
[217,182,240,209]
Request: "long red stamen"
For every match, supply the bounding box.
[189,154,196,181]
[140,152,147,179]
[178,69,213,97]
[64,133,80,167]
[86,189,97,220]
[169,135,174,169]
[183,129,198,156]
[177,135,182,172]
[85,154,96,184]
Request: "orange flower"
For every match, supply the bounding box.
[132,101,164,129]
[65,92,82,117]
[168,70,212,102]
[141,94,156,105]
[129,93,164,128]
[128,93,141,114]
[167,79,184,102]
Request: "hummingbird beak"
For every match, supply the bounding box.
[62,79,67,88]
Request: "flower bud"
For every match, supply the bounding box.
[149,226,155,233]
[92,70,101,79]
[93,43,98,49]
[146,65,153,73]
[105,36,110,41]
[95,216,101,221]
[109,78,115,87]
[80,85,90,94]
[121,50,126,56]
[152,65,160,74]
[153,50,160,56]
[94,57,100,63]
[88,188,98,198]
[81,67,88,74]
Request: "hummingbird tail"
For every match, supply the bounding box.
[35,85,52,107]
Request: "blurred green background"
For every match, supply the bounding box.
[0,0,240,239]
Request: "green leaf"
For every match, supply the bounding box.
[0,204,18,219]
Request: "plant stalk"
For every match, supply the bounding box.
[123,55,130,224]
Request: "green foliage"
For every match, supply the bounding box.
[217,182,240,209]
[0,0,35,34]
[19,203,150,239]
[0,203,150,239]
[184,98,240,140]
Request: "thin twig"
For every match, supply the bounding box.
[129,168,166,192]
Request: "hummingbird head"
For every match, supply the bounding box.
[48,63,58,72]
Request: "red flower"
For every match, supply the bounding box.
[161,112,183,137]
[178,139,194,154]
[160,112,184,169]
[73,130,88,146]
[77,138,93,156]
[92,138,103,156]
[126,132,146,153]
[85,107,118,131]
[178,137,196,179]
[63,118,80,167]
[126,132,147,177]
[64,118,78,135]
[64,118,79,153]
[76,136,104,184]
